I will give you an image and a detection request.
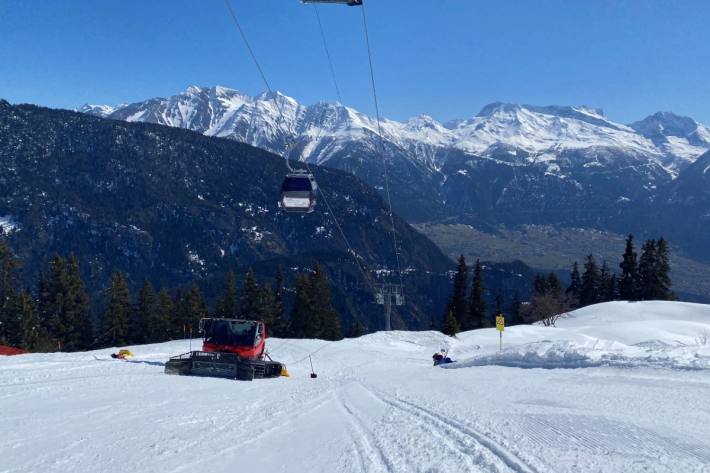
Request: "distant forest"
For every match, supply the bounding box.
[0,234,674,352]
[0,237,349,352]
[441,235,675,335]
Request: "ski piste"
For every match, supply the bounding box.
[2,300,710,472]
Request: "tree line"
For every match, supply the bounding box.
[0,239,344,352]
[441,235,674,335]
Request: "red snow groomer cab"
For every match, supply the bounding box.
[165,318,286,381]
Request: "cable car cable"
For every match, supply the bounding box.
[223,0,299,171]
[359,1,404,289]
[312,4,343,104]
[222,0,379,294]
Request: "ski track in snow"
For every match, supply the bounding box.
[2,301,710,472]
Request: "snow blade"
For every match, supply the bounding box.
[165,351,283,382]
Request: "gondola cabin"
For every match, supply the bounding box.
[280,172,318,213]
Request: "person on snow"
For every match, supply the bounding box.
[432,349,453,366]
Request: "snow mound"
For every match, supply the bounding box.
[445,301,710,371]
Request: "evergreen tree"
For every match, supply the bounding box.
[509,291,522,325]
[638,240,658,300]
[546,273,563,299]
[579,254,600,307]
[494,291,504,316]
[598,261,611,302]
[566,262,582,306]
[183,283,208,335]
[254,283,277,326]
[309,265,342,341]
[442,310,460,336]
[271,265,287,337]
[654,238,674,300]
[214,271,238,318]
[446,255,468,330]
[37,255,92,351]
[533,273,548,296]
[466,259,486,329]
[347,319,366,338]
[156,289,175,341]
[99,272,132,346]
[40,256,68,349]
[134,280,158,343]
[0,240,20,346]
[18,290,41,351]
[619,234,638,301]
[64,254,93,350]
[240,269,260,319]
[288,274,317,338]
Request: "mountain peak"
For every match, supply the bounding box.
[476,102,521,117]
[77,103,116,117]
[630,112,699,138]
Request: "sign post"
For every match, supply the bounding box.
[495,314,505,353]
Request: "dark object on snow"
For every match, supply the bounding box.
[432,352,454,366]
[165,318,285,381]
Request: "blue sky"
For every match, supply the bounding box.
[1,0,709,124]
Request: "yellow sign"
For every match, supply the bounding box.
[496,315,505,332]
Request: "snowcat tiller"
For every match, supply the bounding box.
[165,318,285,381]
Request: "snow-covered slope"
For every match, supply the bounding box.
[3,301,710,472]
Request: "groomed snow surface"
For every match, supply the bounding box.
[2,301,710,473]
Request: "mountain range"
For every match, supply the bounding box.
[0,99,537,330]
[80,86,710,271]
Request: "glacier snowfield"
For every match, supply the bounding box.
[2,301,710,472]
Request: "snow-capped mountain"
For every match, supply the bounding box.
[629,111,710,164]
[78,87,710,264]
[80,85,710,176]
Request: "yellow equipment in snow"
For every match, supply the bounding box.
[111,349,134,359]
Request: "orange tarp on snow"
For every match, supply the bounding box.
[0,345,27,356]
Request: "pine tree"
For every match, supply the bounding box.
[638,240,658,300]
[509,291,522,325]
[38,255,92,351]
[18,290,40,351]
[533,273,548,296]
[156,289,175,341]
[288,274,316,338]
[134,280,158,343]
[546,273,563,299]
[580,254,600,307]
[442,310,460,336]
[654,238,674,300]
[271,265,287,336]
[214,271,238,318]
[240,269,260,319]
[183,283,208,335]
[566,262,581,306]
[466,259,486,329]
[599,261,611,302]
[254,283,277,326]
[495,291,504,316]
[64,254,93,350]
[99,272,132,347]
[40,256,68,349]
[347,319,366,338]
[0,240,20,346]
[446,255,468,329]
[309,265,342,340]
[619,234,638,301]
